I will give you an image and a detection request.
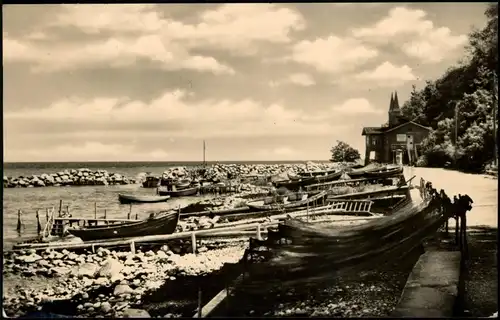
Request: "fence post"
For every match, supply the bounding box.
[16,210,23,233]
[128,204,132,220]
[94,202,97,219]
[191,232,197,254]
[130,241,136,254]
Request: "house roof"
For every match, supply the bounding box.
[362,120,431,136]
[383,121,432,133]
[361,127,384,135]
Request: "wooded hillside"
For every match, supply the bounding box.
[401,4,498,172]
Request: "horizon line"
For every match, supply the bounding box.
[4,159,333,164]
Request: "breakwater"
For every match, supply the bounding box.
[3,168,136,188]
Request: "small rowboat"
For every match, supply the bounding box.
[364,166,403,179]
[273,176,316,190]
[298,169,338,177]
[118,193,171,204]
[158,186,199,197]
[246,190,327,211]
[67,210,179,241]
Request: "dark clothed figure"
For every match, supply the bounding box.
[458,194,474,256]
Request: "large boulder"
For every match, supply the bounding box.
[73,262,99,278]
[97,258,124,279]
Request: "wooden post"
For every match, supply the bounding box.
[16,210,23,233]
[135,213,138,220]
[128,204,132,220]
[256,224,262,241]
[197,284,202,318]
[191,232,197,254]
[46,208,49,223]
[94,202,97,219]
[104,209,108,225]
[130,241,136,254]
[36,210,42,234]
[66,205,69,216]
[58,200,63,218]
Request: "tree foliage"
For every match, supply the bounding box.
[401,4,498,173]
[330,140,361,162]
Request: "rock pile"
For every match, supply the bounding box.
[4,169,136,188]
[3,244,245,317]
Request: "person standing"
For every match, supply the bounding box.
[458,194,474,257]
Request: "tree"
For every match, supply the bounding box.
[330,141,361,162]
[399,4,498,172]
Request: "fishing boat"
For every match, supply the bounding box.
[364,166,403,179]
[347,163,385,178]
[118,193,171,204]
[298,169,338,177]
[314,170,342,183]
[157,186,199,197]
[273,176,316,190]
[246,190,327,211]
[67,210,179,241]
[142,175,160,188]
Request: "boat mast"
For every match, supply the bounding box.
[203,140,206,167]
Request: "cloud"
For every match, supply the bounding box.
[352,7,467,63]
[5,142,171,162]
[5,90,345,139]
[3,34,234,74]
[4,4,305,73]
[269,73,316,87]
[354,61,417,86]
[331,98,382,115]
[289,35,378,73]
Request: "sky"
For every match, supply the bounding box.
[2,3,491,162]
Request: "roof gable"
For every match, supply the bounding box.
[361,127,384,135]
[383,121,431,133]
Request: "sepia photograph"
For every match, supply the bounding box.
[2,2,498,318]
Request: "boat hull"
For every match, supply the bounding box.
[68,211,179,241]
[118,193,171,204]
[364,167,403,179]
[246,190,327,211]
[157,186,199,197]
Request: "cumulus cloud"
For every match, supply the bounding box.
[4,90,345,139]
[5,142,171,162]
[331,98,382,115]
[354,61,417,86]
[3,4,305,73]
[269,73,316,87]
[352,7,467,63]
[290,35,378,73]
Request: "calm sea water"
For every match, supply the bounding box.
[2,161,317,250]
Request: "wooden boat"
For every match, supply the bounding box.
[298,169,338,177]
[314,170,342,183]
[347,164,386,178]
[118,193,171,204]
[142,175,160,188]
[157,186,199,197]
[67,210,179,241]
[364,166,403,179]
[273,176,316,190]
[246,190,327,211]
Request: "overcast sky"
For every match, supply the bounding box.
[3,3,489,162]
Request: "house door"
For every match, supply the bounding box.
[395,150,403,165]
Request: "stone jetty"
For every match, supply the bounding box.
[3,168,136,188]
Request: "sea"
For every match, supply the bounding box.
[2,161,317,250]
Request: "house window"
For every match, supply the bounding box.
[372,137,377,146]
[396,134,407,142]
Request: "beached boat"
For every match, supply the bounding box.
[246,190,327,211]
[314,170,342,182]
[142,175,160,188]
[346,163,385,178]
[118,193,171,204]
[157,186,199,197]
[364,166,403,179]
[273,176,317,190]
[298,169,338,177]
[67,210,179,241]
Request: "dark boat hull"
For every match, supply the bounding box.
[157,186,199,197]
[274,171,341,190]
[118,194,170,204]
[68,211,179,241]
[364,167,403,179]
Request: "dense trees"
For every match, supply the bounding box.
[402,4,498,172]
[330,141,361,163]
